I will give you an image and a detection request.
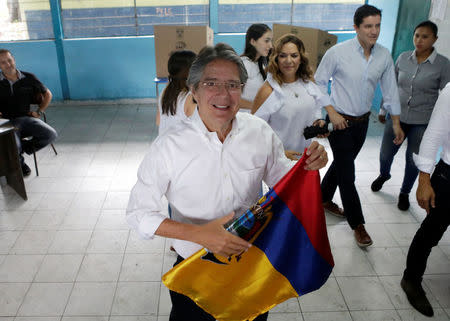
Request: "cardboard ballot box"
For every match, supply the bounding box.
[272,24,337,71]
[154,25,214,78]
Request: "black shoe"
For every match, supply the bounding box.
[21,138,35,155]
[398,193,410,211]
[21,163,31,177]
[371,175,390,192]
[400,278,434,317]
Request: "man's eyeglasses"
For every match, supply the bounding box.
[200,81,244,92]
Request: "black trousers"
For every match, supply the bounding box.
[403,160,450,283]
[321,117,369,229]
[169,255,269,321]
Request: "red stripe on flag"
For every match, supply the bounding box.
[273,152,334,267]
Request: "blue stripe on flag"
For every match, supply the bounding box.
[254,190,333,295]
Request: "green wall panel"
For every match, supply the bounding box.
[392,0,431,61]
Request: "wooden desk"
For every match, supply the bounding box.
[0,124,27,200]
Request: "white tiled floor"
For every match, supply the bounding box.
[1,104,449,321]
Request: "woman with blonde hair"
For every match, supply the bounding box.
[252,34,333,160]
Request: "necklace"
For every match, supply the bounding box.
[284,82,300,98]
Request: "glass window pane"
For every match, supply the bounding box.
[0,0,54,41]
[292,0,364,30]
[61,0,137,38]
[137,0,209,36]
[218,0,291,33]
[218,0,365,33]
[60,0,209,39]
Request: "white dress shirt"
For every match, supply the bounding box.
[315,37,401,117]
[126,110,293,258]
[158,90,190,135]
[254,73,330,152]
[241,56,265,102]
[413,82,450,174]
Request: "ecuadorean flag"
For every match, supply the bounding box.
[162,153,334,321]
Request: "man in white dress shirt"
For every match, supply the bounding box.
[315,4,404,247]
[126,43,328,321]
[400,82,450,317]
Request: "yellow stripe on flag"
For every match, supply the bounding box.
[163,245,299,321]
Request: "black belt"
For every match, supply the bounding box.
[339,112,371,122]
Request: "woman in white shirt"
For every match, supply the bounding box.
[252,34,332,160]
[156,50,197,134]
[240,24,273,111]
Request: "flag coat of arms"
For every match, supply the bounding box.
[162,154,334,321]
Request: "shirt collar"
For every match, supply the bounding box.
[191,107,240,141]
[352,37,377,56]
[0,70,25,82]
[409,48,437,64]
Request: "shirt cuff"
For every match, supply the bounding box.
[413,153,436,174]
[315,93,331,108]
[126,212,167,240]
[378,108,386,116]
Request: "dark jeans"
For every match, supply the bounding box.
[403,160,450,283]
[10,116,57,165]
[169,255,269,321]
[321,117,369,229]
[379,118,427,194]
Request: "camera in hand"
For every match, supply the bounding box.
[303,120,352,139]
[303,122,334,139]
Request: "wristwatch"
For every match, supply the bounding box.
[36,109,43,116]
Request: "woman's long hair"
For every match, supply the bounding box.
[267,34,312,85]
[242,23,271,80]
[161,50,196,115]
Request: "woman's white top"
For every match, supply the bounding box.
[158,90,190,135]
[254,73,331,152]
[241,56,265,102]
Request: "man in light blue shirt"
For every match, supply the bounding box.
[315,4,404,248]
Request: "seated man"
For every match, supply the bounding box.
[126,43,328,321]
[0,49,57,176]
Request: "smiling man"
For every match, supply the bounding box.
[126,43,328,321]
[314,4,404,247]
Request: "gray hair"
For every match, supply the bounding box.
[187,43,248,89]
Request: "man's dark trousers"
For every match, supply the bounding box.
[403,160,450,283]
[10,116,57,164]
[321,117,369,229]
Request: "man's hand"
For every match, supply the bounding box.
[193,212,251,257]
[416,172,435,214]
[29,111,41,118]
[328,110,347,130]
[305,141,328,170]
[285,150,301,161]
[378,114,386,124]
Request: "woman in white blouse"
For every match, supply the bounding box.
[239,24,273,111]
[156,50,197,134]
[252,34,332,160]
